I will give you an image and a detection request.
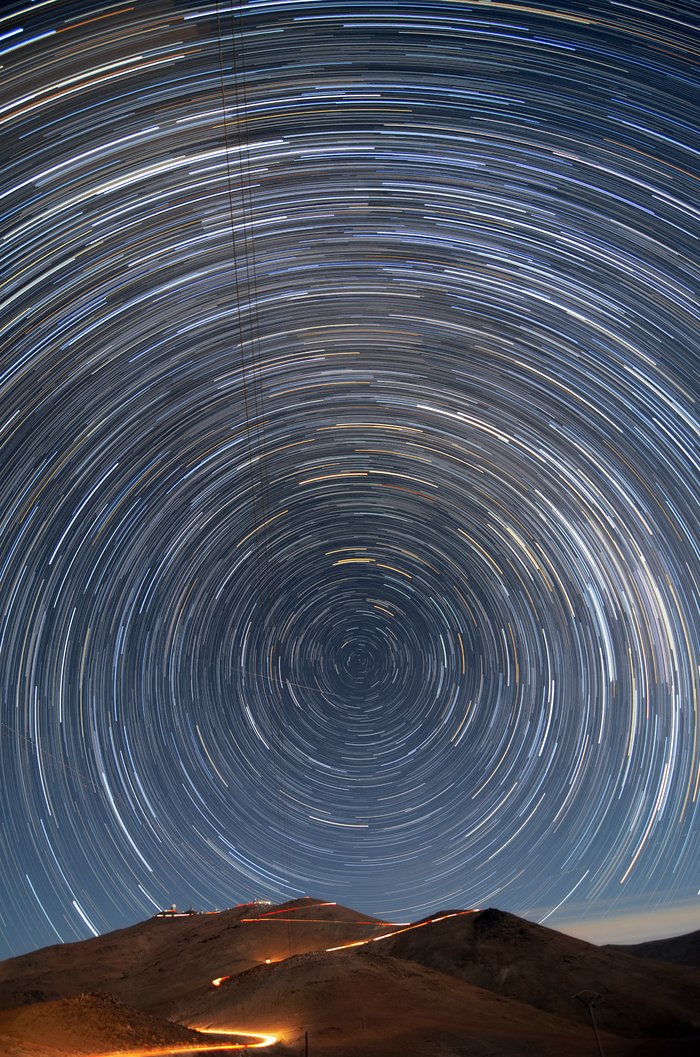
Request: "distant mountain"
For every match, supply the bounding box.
[0,897,698,1057]
[605,930,700,970]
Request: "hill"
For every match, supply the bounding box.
[0,991,245,1056]
[0,897,392,1017]
[605,930,700,970]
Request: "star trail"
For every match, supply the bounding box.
[0,0,698,958]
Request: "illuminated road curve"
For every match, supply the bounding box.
[88,1028,278,1055]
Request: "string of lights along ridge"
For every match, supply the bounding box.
[0,0,698,958]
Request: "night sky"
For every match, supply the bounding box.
[1,0,698,960]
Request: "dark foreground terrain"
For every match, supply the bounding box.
[0,898,698,1056]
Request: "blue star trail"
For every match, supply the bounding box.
[0,0,698,958]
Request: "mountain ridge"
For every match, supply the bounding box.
[0,897,698,1056]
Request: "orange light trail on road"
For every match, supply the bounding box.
[251,902,336,918]
[324,910,479,951]
[86,1028,277,1054]
[239,917,381,924]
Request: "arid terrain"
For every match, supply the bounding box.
[0,898,698,1056]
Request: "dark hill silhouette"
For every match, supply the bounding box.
[606,930,700,970]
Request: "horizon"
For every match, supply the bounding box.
[2,893,698,963]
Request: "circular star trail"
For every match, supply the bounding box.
[0,0,698,956]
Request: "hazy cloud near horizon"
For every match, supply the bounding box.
[553,902,700,945]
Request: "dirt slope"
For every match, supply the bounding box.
[0,991,240,1055]
[0,1036,68,1057]
[183,945,633,1057]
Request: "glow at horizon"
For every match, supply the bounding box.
[0,0,698,958]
